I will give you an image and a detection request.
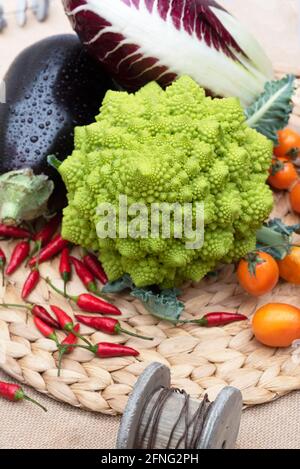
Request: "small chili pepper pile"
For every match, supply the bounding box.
[50,305,92,346]
[33,307,140,373]
[0,216,251,388]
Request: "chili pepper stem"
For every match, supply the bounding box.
[117,327,153,341]
[69,329,92,347]
[57,346,67,377]
[45,276,111,303]
[47,331,60,349]
[178,318,207,326]
[62,344,90,350]
[34,240,42,269]
[0,302,32,310]
[23,395,47,412]
[45,277,77,301]
[0,265,4,287]
[28,239,41,264]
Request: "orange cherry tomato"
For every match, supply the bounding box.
[237,252,279,297]
[277,247,300,285]
[289,181,300,213]
[268,157,298,190]
[274,128,300,159]
[252,303,300,347]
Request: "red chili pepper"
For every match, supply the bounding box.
[75,315,153,340]
[29,234,69,268]
[70,256,99,295]
[61,324,80,353]
[34,316,59,343]
[82,251,108,285]
[57,324,80,376]
[0,302,60,329]
[32,305,60,329]
[76,294,121,315]
[46,277,121,315]
[33,214,61,247]
[21,269,40,300]
[0,381,47,412]
[91,342,139,358]
[6,241,30,275]
[0,224,31,239]
[49,305,75,331]
[0,248,6,286]
[50,305,92,346]
[181,312,248,327]
[59,248,71,297]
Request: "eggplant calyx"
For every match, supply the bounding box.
[0,169,54,225]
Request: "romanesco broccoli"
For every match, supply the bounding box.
[59,76,273,288]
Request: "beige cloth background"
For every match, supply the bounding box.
[1,0,300,449]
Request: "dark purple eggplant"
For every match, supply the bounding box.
[0,34,114,220]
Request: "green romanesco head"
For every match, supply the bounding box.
[59,76,273,288]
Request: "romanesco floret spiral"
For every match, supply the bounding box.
[59,76,273,288]
[222,233,257,263]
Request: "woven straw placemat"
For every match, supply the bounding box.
[0,77,300,416]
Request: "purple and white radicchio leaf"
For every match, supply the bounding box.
[62,0,273,106]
